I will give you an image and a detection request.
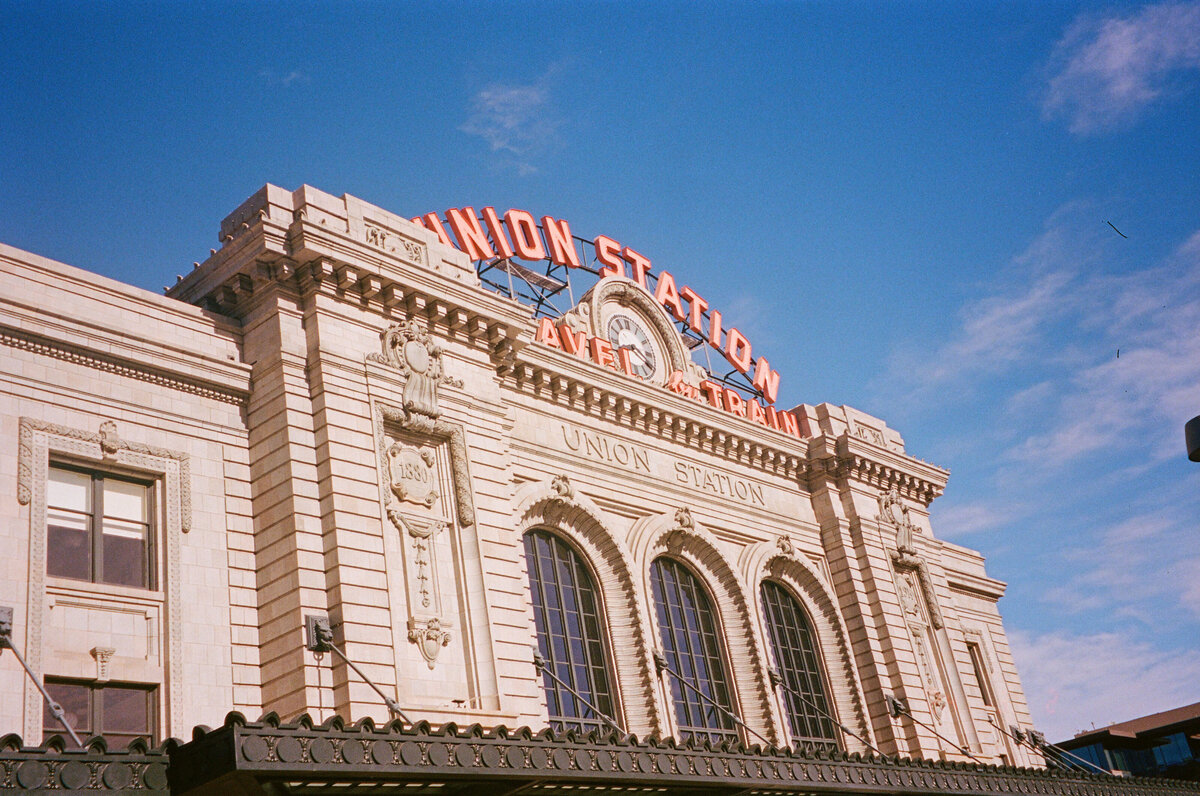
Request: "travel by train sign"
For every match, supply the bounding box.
[413,207,803,439]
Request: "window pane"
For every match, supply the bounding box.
[651,558,737,744]
[967,644,994,707]
[47,509,91,580]
[103,479,149,522]
[102,521,149,587]
[48,468,91,512]
[760,581,839,751]
[43,682,91,740]
[102,687,152,734]
[523,531,616,734]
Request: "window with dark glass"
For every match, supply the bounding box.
[650,557,738,744]
[42,680,156,747]
[47,466,154,589]
[760,581,839,751]
[966,642,994,707]
[523,530,616,733]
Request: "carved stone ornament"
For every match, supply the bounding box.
[98,421,121,457]
[387,443,439,508]
[776,534,797,558]
[368,320,463,421]
[375,404,475,528]
[673,506,694,531]
[878,487,916,556]
[550,473,574,500]
[408,616,452,669]
[90,646,116,683]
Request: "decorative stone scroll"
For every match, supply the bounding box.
[368,320,463,422]
[878,487,944,630]
[878,487,916,556]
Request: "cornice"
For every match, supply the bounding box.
[0,323,249,406]
[806,434,949,505]
[168,212,534,368]
[509,343,810,483]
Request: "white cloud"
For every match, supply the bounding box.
[460,74,562,174]
[258,68,309,87]
[930,500,1022,538]
[1043,2,1200,134]
[1041,503,1200,625]
[1011,628,1200,741]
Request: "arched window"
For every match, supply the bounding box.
[523,530,617,733]
[650,557,738,744]
[760,580,839,751]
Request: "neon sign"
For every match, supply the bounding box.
[414,207,802,439]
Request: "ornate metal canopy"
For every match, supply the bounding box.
[162,714,1200,796]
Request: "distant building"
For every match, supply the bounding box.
[1055,703,1200,780]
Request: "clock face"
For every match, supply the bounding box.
[606,312,661,380]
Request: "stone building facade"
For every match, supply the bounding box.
[0,185,1038,766]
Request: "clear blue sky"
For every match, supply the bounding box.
[3,0,1198,741]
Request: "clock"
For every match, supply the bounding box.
[606,311,664,381]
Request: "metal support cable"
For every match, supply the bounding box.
[304,616,411,724]
[769,668,883,756]
[0,606,83,747]
[531,648,627,736]
[655,650,774,748]
[986,717,1109,775]
[886,695,982,763]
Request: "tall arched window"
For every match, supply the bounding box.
[523,530,617,733]
[650,557,738,744]
[760,580,839,751]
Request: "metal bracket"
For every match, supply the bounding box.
[0,605,12,651]
[305,615,334,653]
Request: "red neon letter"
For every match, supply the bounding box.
[723,388,746,417]
[708,309,723,350]
[422,213,453,246]
[446,207,496,261]
[504,209,546,261]
[536,317,563,349]
[542,216,580,267]
[751,356,780,404]
[780,409,801,438]
[590,337,617,369]
[622,247,652,289]
[594,235,625,279]
[725,328,752,374]
[654,270,687,322]
[481,206,514,258]
[680,286,707,334]
[617,347,636,377]
[747,399,769,426]
[700,381,724,409]
[558,324,588,357]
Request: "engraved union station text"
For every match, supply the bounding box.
[560,425,651,473]
[674,462,765,506]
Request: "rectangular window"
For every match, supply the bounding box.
[42,680,156,747]
[47,466,154,589]
[966,642,994,707]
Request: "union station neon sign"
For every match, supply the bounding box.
[413,207,803,439]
